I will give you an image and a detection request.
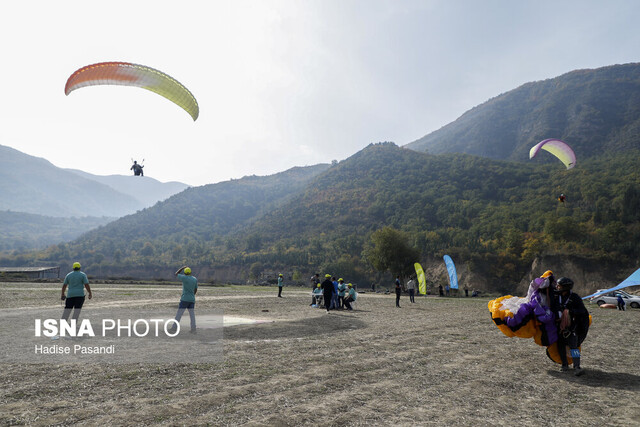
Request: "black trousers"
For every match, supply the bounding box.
[62,296,85,321]
[395,289,401,307]
[278,286,282,297]
[323,293,333,311]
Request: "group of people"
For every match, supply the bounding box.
[535,270,590,375]
[309,273,357,311]
[58,262,199,335]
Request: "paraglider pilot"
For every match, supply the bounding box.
[553,277,589,376]
[131,160,144,177]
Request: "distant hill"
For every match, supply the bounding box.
[6,64,640,291]
[0,144,143,217]
[66,169,189,209]
[0,211,113,252]
[19,143,640,291]
[406,63,640,163]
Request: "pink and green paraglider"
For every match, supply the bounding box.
[529,139,576,169]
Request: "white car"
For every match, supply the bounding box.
[589,290,640,309]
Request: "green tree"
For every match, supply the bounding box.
[363,226,420,277]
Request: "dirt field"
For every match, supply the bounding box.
[1,282,639,426]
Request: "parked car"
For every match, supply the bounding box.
[589,290,640,308]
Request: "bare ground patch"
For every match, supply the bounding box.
[0,283,639,425]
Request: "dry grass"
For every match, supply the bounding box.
[1,282,639,426]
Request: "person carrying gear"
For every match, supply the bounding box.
[553,277,589,376]
[131,160,144,176]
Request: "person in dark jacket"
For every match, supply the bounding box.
[321,274,335,313]
[552,277,590,376]
[394,276,402,308]
[616,294,626,311]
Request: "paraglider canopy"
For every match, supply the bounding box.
[65,62,199,121]
[529,139,576,169]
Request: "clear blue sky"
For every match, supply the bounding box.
[1,0,638,185]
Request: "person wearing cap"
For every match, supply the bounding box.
[277,273,284,298]
[321,274,335,313]
[170,266,198,333]
[311,283,324,307]
[61,261,92,322]
[344,283,357,310]
[337,278,347,308]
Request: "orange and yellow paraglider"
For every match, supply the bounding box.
[65,62,199,121]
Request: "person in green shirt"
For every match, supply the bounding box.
[337,278,347,308]
[61,262,92,321]
[344,283,357,311]
[170,266,198,333]
[277,273,284,298]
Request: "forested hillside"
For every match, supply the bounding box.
[406,63,640,163]
[14,143,640,289]
[0,211,113,252]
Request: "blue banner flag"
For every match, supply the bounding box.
[443,255,458,290]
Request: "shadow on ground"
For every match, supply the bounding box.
[548,369,640,390]
[223,314,367,341]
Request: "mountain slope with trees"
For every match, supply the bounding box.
[406,63,640,163]
[17,143,640,291]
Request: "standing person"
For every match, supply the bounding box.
[445,284,450,297]
[331,277,339,309]
[464,285,469,297]
[438,284,444,297]
[170,266,198,333]
[322,274,335,313]
[61,262,92,322]
[344,283,357,310]
[277,273,284,298]
[553,277,590,376]
[337,278,347,308]
[616,293,626,311]
[406,276,416,303]
[394,276,402,308]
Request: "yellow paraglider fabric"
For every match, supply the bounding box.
[489,295,592,364]
[414,262,427,295]
[65,62,199,121]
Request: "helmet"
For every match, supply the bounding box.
[541,270,553,278]
[556,277,573,290]
[279,273,283,277]
[325,274,331,278]
[72,262,81,270]
[338,278,344,282]
[317,283,321,288]
[347,283,353,287]
[184,267,192,275]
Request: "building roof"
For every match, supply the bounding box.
[0,267,59,273]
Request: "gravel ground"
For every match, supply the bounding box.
[0,282,639,426]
